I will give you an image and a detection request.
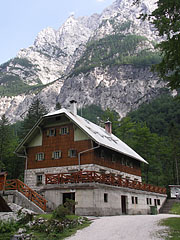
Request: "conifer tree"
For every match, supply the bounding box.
[20,98,48,138]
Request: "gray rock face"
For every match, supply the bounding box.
[0,0,166,122]
[59,65,165,118]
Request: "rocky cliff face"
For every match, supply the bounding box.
[0,0,166,123]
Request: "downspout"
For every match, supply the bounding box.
[16,147,28,183]
[78,145,100,170]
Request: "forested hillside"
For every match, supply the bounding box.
[0,94,179,191]
[80,94,180,188]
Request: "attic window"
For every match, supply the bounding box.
[36,152,45,161]
[60,127,69,135]
[52,150,62,159]
[47,128,56,136]
[100,150,104,158]
[56,116,61,121]
[112,154,116,163]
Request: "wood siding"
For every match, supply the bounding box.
[27,123,93,169]
[26,123,141,177]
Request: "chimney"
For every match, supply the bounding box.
[70,100,77,115]
[105,120,112,134]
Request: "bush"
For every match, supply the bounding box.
[52,205,70,220]
[64,199,77,215]
[0,220,18,234]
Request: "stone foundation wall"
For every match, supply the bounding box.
[25,164,141,191]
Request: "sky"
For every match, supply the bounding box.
[0,0,115,65]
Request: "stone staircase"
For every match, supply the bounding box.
[159,198,179,214]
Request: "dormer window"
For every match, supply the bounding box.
[47,128,56,136]
[36,152,45,161]
[60,127,69,135]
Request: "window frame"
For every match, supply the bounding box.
[104,193,108,203]
[36,174,43,185]
[60,127,69,135]
[52,150,62,160]
[47,128,56,137]
[36,152,45,161]
[68,149,77,158]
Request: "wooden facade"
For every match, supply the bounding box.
[26,122,141,177]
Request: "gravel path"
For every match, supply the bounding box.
[67,214,180,240]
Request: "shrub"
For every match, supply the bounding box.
[52,205,70,220]
[0,220,18,234]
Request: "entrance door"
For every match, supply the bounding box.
[121,195,127,214]
[63,192,75,213]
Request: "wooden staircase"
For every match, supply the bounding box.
[4,179,47,212]
[159,198,178,214]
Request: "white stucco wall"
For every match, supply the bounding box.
[42,183,166,216]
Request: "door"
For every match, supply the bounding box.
[121,195,127,214]
[63,192,75,213]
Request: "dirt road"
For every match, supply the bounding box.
[67,214,179,240]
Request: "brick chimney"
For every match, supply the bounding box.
[70,100,77,115]
[105,120,112,134]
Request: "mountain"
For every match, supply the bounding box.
[0,0,168,123]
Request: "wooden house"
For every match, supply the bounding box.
[15,101,166,215]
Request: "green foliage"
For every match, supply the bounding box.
[170,203,180,215]
[161,217,180,239]
[55,102,61,110]
[52,205,70,220]
[0,115,24,179]
[135,0,180,90]
[64,198,77,215]
[78,104,105,124]
[128,94,180,136]
[12,58,34,68]
[0,74,43,97]
[19,98,48,139]
[0,220,18,234]
[71,34,161,75]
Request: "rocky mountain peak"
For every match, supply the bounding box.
[0,0,167,124]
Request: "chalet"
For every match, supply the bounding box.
[15,101,166,215]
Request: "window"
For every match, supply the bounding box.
[154,199,157,206]
[60,127,69,135]
[37,175,42,185]
[104,193,108,203]
[112,154,116,163]
[68,149,77,157]
[135,197,138,204]
[47,128,56,136]
[147,198,149,205]
[36,152,44,161]
[52,150,62,159]
[132,196,134,204]
[149,198,152,205]
[100,150,104,158]
[157,199,160,206]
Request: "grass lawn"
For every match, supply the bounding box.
[170,202,180,215]
[161,217,180,240]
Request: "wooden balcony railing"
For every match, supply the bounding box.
[5,179,47,211]
[45,171,166,195]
